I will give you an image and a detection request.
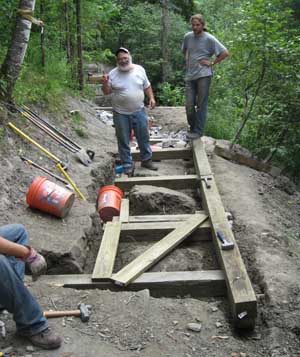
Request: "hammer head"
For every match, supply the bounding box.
[221,241,234,250]
[78,303,91,322]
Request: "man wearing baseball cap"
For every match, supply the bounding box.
[102,47,157,175]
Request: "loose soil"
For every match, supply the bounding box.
[0,99,300,357]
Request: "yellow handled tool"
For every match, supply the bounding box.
[8,122,86,200]
[9,122,63,163]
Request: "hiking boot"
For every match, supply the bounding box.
[186,131,202,140]
[141,159,158,171]
[26,328,62,350]
[124,165,135,177]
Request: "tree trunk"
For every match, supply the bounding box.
[64,0,72,63]
[74,0,83,90]
[0,0,36,102]
[40,0,45,67]
[161,0,170,82]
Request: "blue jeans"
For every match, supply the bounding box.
[113,109,152,169]
[185,76,212,135]
[0,224,48,336]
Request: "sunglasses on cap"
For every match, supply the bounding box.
[115,47,129,56]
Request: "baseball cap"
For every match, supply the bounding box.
[115,47,129,56]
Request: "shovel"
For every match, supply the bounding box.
[20,105,95,166]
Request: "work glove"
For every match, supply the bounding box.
[24,247,47,280]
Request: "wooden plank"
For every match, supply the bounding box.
[128,212,206,223]
[119,198,129,223]
[92,221,121,281]
[131,147,192,161]
[120,221,211,242]
[112,214,208,286]
[115,174,198,191]
[40,270,226,298]
[193,138,257,329]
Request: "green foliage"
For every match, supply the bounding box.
[157,82,185,106]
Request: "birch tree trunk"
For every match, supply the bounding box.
[0,0,36,102]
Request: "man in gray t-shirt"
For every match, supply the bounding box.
[182,14,229,139]
[102,47,157,174]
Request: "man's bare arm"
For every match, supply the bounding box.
[0,236,30,258]
[144,86,156,110]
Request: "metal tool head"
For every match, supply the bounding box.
[221,241,235,250]
[78,303,91,322]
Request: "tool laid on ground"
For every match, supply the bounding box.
[8,122,85,200]
[216,231,234,250]
[43,303,91,322]
[200,175,213,189]
[18,105,95,166]
[20,156,72,188]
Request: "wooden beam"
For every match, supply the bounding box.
[92,221,121,281]
[120,221,211,242]
[131,147,192,161]
[127,212,206,223]
[112,214,208,286]
[40,270,226,298]
[193,138,257,329]
[119,199,129,223]
[115,174,198,191]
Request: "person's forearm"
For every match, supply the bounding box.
[145,86,155,101]
[212,49,229,65]
[102,83,112,95]
[0,236,30,258]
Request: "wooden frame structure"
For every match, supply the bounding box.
[42,138,257,329]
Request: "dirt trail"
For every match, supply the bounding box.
[0,100,300,356]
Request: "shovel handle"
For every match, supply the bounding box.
[8,122,61,164]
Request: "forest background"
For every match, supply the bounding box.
[0,0,299,178]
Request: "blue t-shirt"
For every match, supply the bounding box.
[182,31,227,80]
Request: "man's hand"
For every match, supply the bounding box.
[199,58,212,66]
[102,72,109,84]
[24,247,47,280]
[148,98,156,110]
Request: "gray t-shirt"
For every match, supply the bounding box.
[182,31,227,81]
[108,64,150,114]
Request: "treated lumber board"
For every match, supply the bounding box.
[131,147,192,161]
[112,214,208,286]
[92,221,121,281]
[115,174,198,191]
[120,221,211,242]
[128,212,206,223]
[193,138,257,329]
[119,199,129,223]
[40,270,226,297]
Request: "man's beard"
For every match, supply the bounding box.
[117,57,133,72]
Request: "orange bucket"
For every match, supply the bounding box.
[26,176,75,218]
[97,185,123,222]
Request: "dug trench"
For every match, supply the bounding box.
[1,99,300,356]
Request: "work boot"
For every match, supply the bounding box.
[124,165,135,177]
[141,159,158,171]
[26,328,62,350]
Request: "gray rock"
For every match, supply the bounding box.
[186,322,202,332]
[129,185,198,215]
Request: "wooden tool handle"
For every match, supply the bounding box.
[44,310,80,318]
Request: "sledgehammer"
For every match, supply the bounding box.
[43,303,91,322]
[216,231,234,250]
